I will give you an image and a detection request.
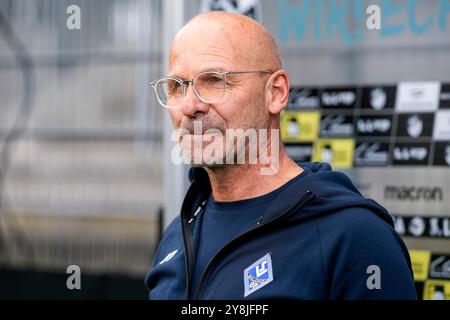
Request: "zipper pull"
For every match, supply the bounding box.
[188,199,207,224]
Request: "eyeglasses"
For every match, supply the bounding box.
[150,70,274,108]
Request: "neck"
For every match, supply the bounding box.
[205,148,303,202]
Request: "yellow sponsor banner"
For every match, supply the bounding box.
[423,280,450,300]
[280,111,320,143]
[312,139,355,169]
[409,250,431,281]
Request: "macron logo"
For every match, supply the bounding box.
[159,250,178,265]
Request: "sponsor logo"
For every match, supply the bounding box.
[394,216,450,239]
[385,186,443,202]
[312,139,355,169]
[395,82,440,113]
[244,253,274,297]
[288,87,320,109]
[354,142,390,166]
[285,144,313,162]
[321,88,358,109]
[396,113,434,138]
[281,111,320,142]
[356,115,392,136]
[407,115,423,137]
[361,86,396,111]
[320,114,354,137]
[392,143,430,165]
[430,255,450,280]
[408,217,426,237]
[369,88,387,110]
[423,280,450,300]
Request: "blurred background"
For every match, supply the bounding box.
[0,0,449,299]
[0,0,163,299]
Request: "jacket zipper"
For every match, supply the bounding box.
[189,189,314,299]
[181,182,205,300]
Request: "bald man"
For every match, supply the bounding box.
[145,12,417,300]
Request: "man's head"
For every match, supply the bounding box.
[165,12,290,168]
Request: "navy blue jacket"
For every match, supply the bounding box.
[145,162,417,300]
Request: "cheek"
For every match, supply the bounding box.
[211,98,241,130]
[168,109,183,128]
[226,91,267,128]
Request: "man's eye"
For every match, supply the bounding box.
[202,76,224,87]
[206,77,221,82]
[168,81,182,94]
[208,76,222,82]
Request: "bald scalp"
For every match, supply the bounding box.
[170,12,281,71]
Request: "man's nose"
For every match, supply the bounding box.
[181,83,210,118]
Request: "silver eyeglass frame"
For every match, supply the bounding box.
[150,70,275,108]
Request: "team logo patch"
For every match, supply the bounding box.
[244,253,274,297]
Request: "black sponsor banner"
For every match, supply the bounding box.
[393,215,450,240]
[319,114,354,137]
[440,83,450,109]
[287,87,320,110]
[433,141,450,167]
[396,113,435,138]
[355,115,393,137]
[321,87,358,109]
[283,83,450,168]
[360,86,396,111]
[285,144,313,162]
[354,141,390,167]
[392,142,430,165]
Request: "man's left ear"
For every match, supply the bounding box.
[266,70,290,115]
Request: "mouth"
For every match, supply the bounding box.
[179,130,223,145]
[180,127,223,136]
[180,132,219,140]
